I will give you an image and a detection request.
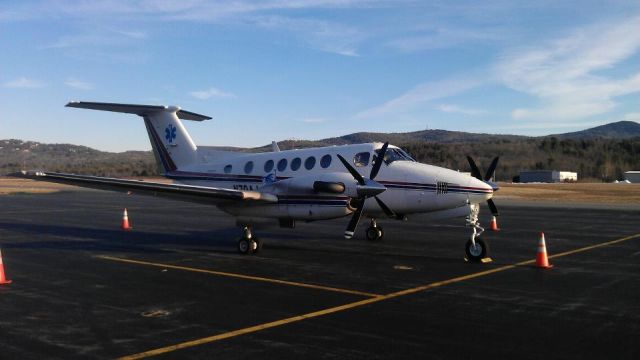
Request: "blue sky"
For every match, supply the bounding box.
[1,0,639,152]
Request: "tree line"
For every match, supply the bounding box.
[3,137,639,181]
[400,137,640,181]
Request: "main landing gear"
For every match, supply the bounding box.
[365,218,384,242]
[465,204,490,262]
[237,226,262,255]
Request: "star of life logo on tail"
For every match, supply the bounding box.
[165,124,177,144]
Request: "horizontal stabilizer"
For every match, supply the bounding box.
[66,101,212,121]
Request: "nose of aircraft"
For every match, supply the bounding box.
[468,175,494,203]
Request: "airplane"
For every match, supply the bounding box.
[13,101,500,261]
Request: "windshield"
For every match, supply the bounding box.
[374,147,415,165]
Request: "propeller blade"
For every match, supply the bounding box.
[487,198,499,216]
[466,156,482,180]
[484,156,500,181]
[370,142,389,180]
[337,154,365,185]
[344,199,365,239]
[374,196,396,218]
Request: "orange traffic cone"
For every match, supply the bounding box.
[121,208,132,231]
[489,216,500,231]
[535,232,553,269]
[0,248,12,285]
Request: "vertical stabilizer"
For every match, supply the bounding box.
[65,101,211,174]
[143,108,198,173]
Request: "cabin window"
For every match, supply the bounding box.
[277,159,288,172]
[305,156,316,170]
[353,152,370,167]
[291,157,302,171]
[244,161,254,174]
[264,160,274,173]
[320,154,332,168]
[224,164,232,173]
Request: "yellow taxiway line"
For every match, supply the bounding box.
[97,255,381,298]
[118,232,640,360]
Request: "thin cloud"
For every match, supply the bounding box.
[42,29,146,49]
[300,117,327,123]
[355,76,482,119]
[388,26,505,52]
[250,15,363,56]
[495,15,640,121]
[437,104,487,116]
[189,87,236,100]
[112,29,147,39]
[24,1,374,57]
[65,78,93,90]
[41,28,150,64]
[3,77,46,88]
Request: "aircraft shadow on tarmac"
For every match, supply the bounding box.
[0,220,467,263]
[0,221,237,254]
[0,220,362,256]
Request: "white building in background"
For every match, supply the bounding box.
[519,170,578,183]
[625,171,640,183]
[558,171,578,182]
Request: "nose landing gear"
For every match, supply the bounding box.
[465,237,489,261]
[365,218,384,242]
[237,226,262,255]
[465,204,491,262]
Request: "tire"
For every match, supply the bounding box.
[365,226,384,242]
[251,238,263,254]
[465,238,489,262]
[237,238,251,254]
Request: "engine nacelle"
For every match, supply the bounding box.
[262,172,359,197]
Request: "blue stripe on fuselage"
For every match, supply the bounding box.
[165,172,491,195]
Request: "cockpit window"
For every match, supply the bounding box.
[374,147,415,165]
[353,152,370,167]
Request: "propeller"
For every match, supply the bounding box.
[466,156,500,216]
[337,142,396,239]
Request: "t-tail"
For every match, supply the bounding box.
[66,101,211,174]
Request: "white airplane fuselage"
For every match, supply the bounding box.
[161,142,494,222]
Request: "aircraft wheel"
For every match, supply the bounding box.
[365,225,384,242]
[238,238,251,254]
[465,238,489,262]
[251,238,263,254]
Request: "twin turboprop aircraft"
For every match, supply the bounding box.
[15,101,500,261]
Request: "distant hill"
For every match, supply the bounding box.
[2,121,639,181]
[0,139,156,177]
[260,122,639,150]
[552,121,640,139]
[251,129,527,152]
[319,129,526,145]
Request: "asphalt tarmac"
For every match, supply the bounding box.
[0,190,639,359]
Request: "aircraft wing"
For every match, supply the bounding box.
[10,171,277,205]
